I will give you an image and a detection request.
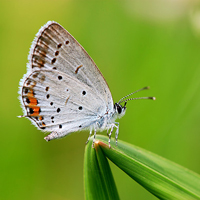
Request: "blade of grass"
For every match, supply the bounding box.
[95,135,200,200]
[84,139,120,200]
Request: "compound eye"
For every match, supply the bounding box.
[117,105,122,114]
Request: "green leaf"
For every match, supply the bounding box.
[94,135,200,200]
[84,138,120,200]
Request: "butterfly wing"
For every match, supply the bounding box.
[19,21,113,139]
[29,21,113,107]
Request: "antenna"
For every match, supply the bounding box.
[118,86,156,104]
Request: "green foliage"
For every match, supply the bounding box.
[84,138,120,200]
[84,136,200,200]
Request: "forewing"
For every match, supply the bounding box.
[28,21,113,109]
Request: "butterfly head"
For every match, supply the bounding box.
[113,86,156,119]
[114,102,127,117]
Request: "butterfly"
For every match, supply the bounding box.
[19,21,155,147]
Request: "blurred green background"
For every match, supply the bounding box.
[1,0,200,199]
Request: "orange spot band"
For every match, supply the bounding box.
[28,97,38,106]
[29,106,40,116]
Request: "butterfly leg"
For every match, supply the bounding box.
[108,125,115,148]
[86,130,93,144]
[92,128,97,148]
[107,129,109,136]
[114,122,119,146]
[91,122,100,148]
